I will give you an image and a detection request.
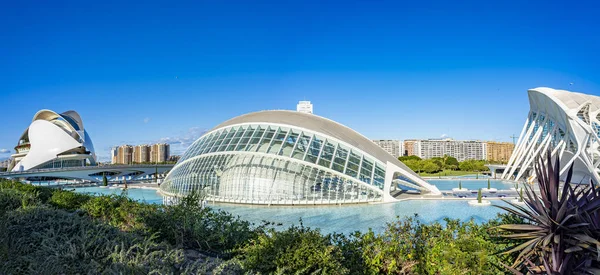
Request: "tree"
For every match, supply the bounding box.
[459,161,474,171]
[403,159,423,173]
[444,155,459,169]
[423,160,440,174]
[102,173,108,186]
[477,188,482,203]
[399,155,422,162]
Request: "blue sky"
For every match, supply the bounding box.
[1,0,599,161]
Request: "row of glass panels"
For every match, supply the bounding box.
[161,153,383,204]
[177,124,387,190]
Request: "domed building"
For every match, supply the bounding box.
[160,110,440,205]
[8,110,96,171]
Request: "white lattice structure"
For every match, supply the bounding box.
[160,110,440,205]
[501,87,600,184]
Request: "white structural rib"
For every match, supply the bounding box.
[502,87,600,185]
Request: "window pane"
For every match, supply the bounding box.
[304,135,323,163]
[257,127,276,153]
[246,126,264,151]
[268,128,288,154]
[227,127,246,151]
[292,134,311,160]
[318,141,335,168]
[360,157,373,184]
[279,130,299,156]
[235,126,255,151]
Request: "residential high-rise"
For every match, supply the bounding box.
[403,140,417,156]
[151,143,170,163]
[486,142,514,163]
[111,147,118,164]
[413,138,487,161]
[133,145,151,163]
[372,140,402,158]
[117,145,133,165]
[296,101,313,114]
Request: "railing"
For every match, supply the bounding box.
[0,164,174,176]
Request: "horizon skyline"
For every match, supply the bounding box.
[2,1,600,162]
[0,94,574,163]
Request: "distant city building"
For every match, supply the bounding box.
[372,140,402,158]
[486,141,515,163]
[111,147,118,164]
[296,100,313,114]
[0,159,11,169]
[151,143,170,163]
[412,138,487,161]
[117,145,133,165]
[403,140,417,156]
[133,144,151,163]
[168,155,181,163]
[111,143,170,164]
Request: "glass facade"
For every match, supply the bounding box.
[160,124,387,204]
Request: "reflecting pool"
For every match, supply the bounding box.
[428,179,516,191]
[73,186,163,204]
[72,181,513,235]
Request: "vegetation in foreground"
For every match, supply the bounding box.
[0,179,521,274]
[1,150,599,274]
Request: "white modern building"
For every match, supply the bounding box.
[372,140,402,159]
[159,110,440,205]
[412,138,487,161]
[502,87,600,184]
[8,110,96,171]
[296,101,313,114]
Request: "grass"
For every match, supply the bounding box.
[418,169,485,177]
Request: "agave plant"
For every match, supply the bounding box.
[495,151,600,274]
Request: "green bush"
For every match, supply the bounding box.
[0,207,189,274]
[240,222,348,274]
[140,192,257,256]
[49,189,91,210]
[0,190,24,216]
[81,193,159,231]
[0,179,53,203]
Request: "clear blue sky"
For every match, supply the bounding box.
[1,0,599,161]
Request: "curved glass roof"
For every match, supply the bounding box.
[177,123,387,190]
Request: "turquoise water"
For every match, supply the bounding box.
[72,187,163,204]
[72,180,512,235]
[214,200,509,235]
[429,179,516,191]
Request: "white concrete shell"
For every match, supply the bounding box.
[9,109,96,171]
[502,87,600,184]
[160,110,440,205]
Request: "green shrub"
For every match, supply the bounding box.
[0,190,23,216]
[81,193,159,231]
[49,189,91,210]
[240,222,348,274]
[0,180,53,203]
[0,207,188,274]
[141,192,257,256]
